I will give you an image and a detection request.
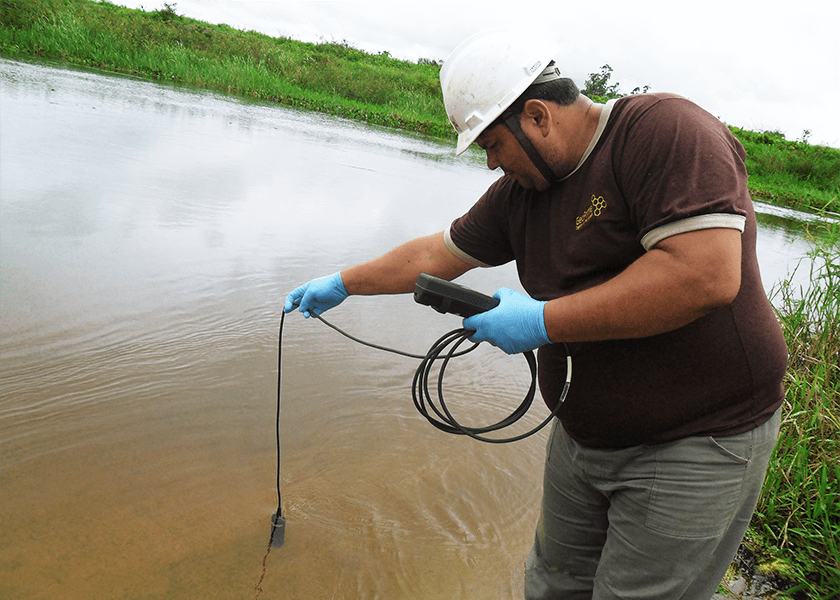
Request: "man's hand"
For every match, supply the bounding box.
[463,288,551,354]
[284,272,348,318]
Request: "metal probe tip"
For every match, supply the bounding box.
[270,511,286,548]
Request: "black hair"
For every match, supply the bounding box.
[495,62,579,126]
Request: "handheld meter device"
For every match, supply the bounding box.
[413,273,499,317]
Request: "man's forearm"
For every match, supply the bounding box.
[340,231,472,296]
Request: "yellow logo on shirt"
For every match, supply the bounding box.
[575,195,607,230]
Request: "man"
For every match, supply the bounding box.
[284,28,787,600]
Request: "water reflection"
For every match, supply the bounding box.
[753,202,831,298]
[0,58,829,599]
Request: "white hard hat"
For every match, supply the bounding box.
[440,28,561,155]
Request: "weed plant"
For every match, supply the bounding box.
[754,225,840,598]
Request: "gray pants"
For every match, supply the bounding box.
[524,408,781,600]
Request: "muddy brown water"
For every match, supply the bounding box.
[0,58,818,599]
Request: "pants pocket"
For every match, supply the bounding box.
[644,433,751,538]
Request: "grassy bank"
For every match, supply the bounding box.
[1,1,838,596]
[1,0,838,217]
[730,127,840,217]
[0,0,449,136]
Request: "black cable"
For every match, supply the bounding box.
[275,311,285,517]
[311,313,475,359]
[305,313,571,443]
[409,327,569,443]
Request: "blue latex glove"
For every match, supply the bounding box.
[284,272,348,318]
[462,287,550,354]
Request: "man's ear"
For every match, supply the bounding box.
[521,99,552,136]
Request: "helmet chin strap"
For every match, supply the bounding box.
[503,114,557,186]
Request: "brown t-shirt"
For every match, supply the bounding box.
[447,94,787,448]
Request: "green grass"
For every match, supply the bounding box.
[731,127,840,217]
[0,0,451,136]
[750,225,840,598]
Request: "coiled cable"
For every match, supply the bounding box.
[308,313,570,443]
[274,311,572,518]
[409,327,570,443]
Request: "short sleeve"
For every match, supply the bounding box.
[615,97,750,243]
[447,176,526,267]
